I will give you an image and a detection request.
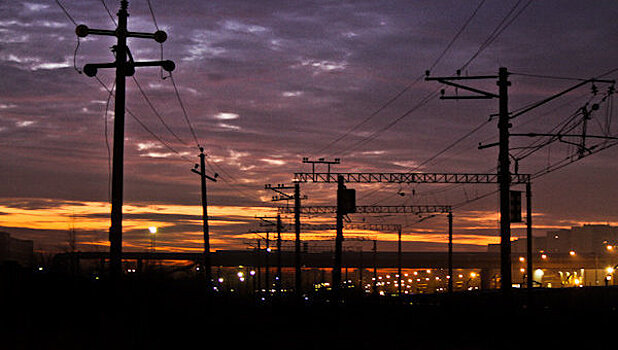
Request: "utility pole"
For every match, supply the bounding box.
[426,68,513,293]
[372,240,378,296]
[265,183,305,297]
[276,214,282,298]
[76,0,174,281]
[265,232,270,292]
[256,239,261,292]
[334,175,356,301]
[497,67,512,292]
[397,226,402,298]
[334,175,345,301]
[191,147,217,293]
[448,212,453,293]
[294,183,301,296]
[526,181,533,290]
[256,215,283,296]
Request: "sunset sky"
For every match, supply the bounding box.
[1,0,617,253]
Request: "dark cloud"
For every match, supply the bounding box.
[1,0,617,251]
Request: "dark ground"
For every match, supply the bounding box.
[1,267,616,350]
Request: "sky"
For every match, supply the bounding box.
[1,0,617,253]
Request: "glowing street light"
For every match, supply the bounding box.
[148,226,157,252]
[569,250,576,256]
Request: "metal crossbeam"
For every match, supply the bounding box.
[253,223,402,232]
[294,172,530,184]
[278,205,451,215]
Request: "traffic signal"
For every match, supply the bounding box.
[510,190,522,222]
[338,188,356,214]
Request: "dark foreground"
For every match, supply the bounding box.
[2,272,616,350]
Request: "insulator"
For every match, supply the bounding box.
[75,24,89,37]
[153,30,167,43]
[161,60,175,72]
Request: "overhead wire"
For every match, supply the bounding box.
[94,76,193,163]
[54,0,77,25]
[338,88,442,157]
[98,0,117,26]
[103,80,116,204]
[315,0,487,157]
[144,0,269,205]
[459,0,533,71]
[168,73,201,148]
[131,76,190,147]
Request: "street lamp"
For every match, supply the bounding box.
[148,226,157,253]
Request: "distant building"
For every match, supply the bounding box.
[0,231,34,267]
[488,224,618,254]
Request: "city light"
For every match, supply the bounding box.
[470,272,477,278]
[218,277,224,283]
[606,267,614,274]
[237,271,244,278]
[519,256,525,262]
[573,278,581,285]
[250,270,256,276]
[607,245,614,251]
[520,268,525,273]
[569,250,576,256]
[541,254,548,260]
[148,226,157,234]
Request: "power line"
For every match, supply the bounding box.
[460,0,533,71]
[94,76,193,163]
[205,158,265,203]
[337,88,441,157]
[315,75,423,157]
[429,0,487,72]
[131,76,190,146]
[146,0,160,30]
[54,0,77,25]
[103,80,115,204]
[98,0,117,26]
[169,73,201,148]
[315,0,487,157]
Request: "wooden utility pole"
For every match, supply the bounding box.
[76,0,174,281]
[191,147,217,293]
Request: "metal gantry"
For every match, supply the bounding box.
[277,205,452,215]
[294,172,530,184]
